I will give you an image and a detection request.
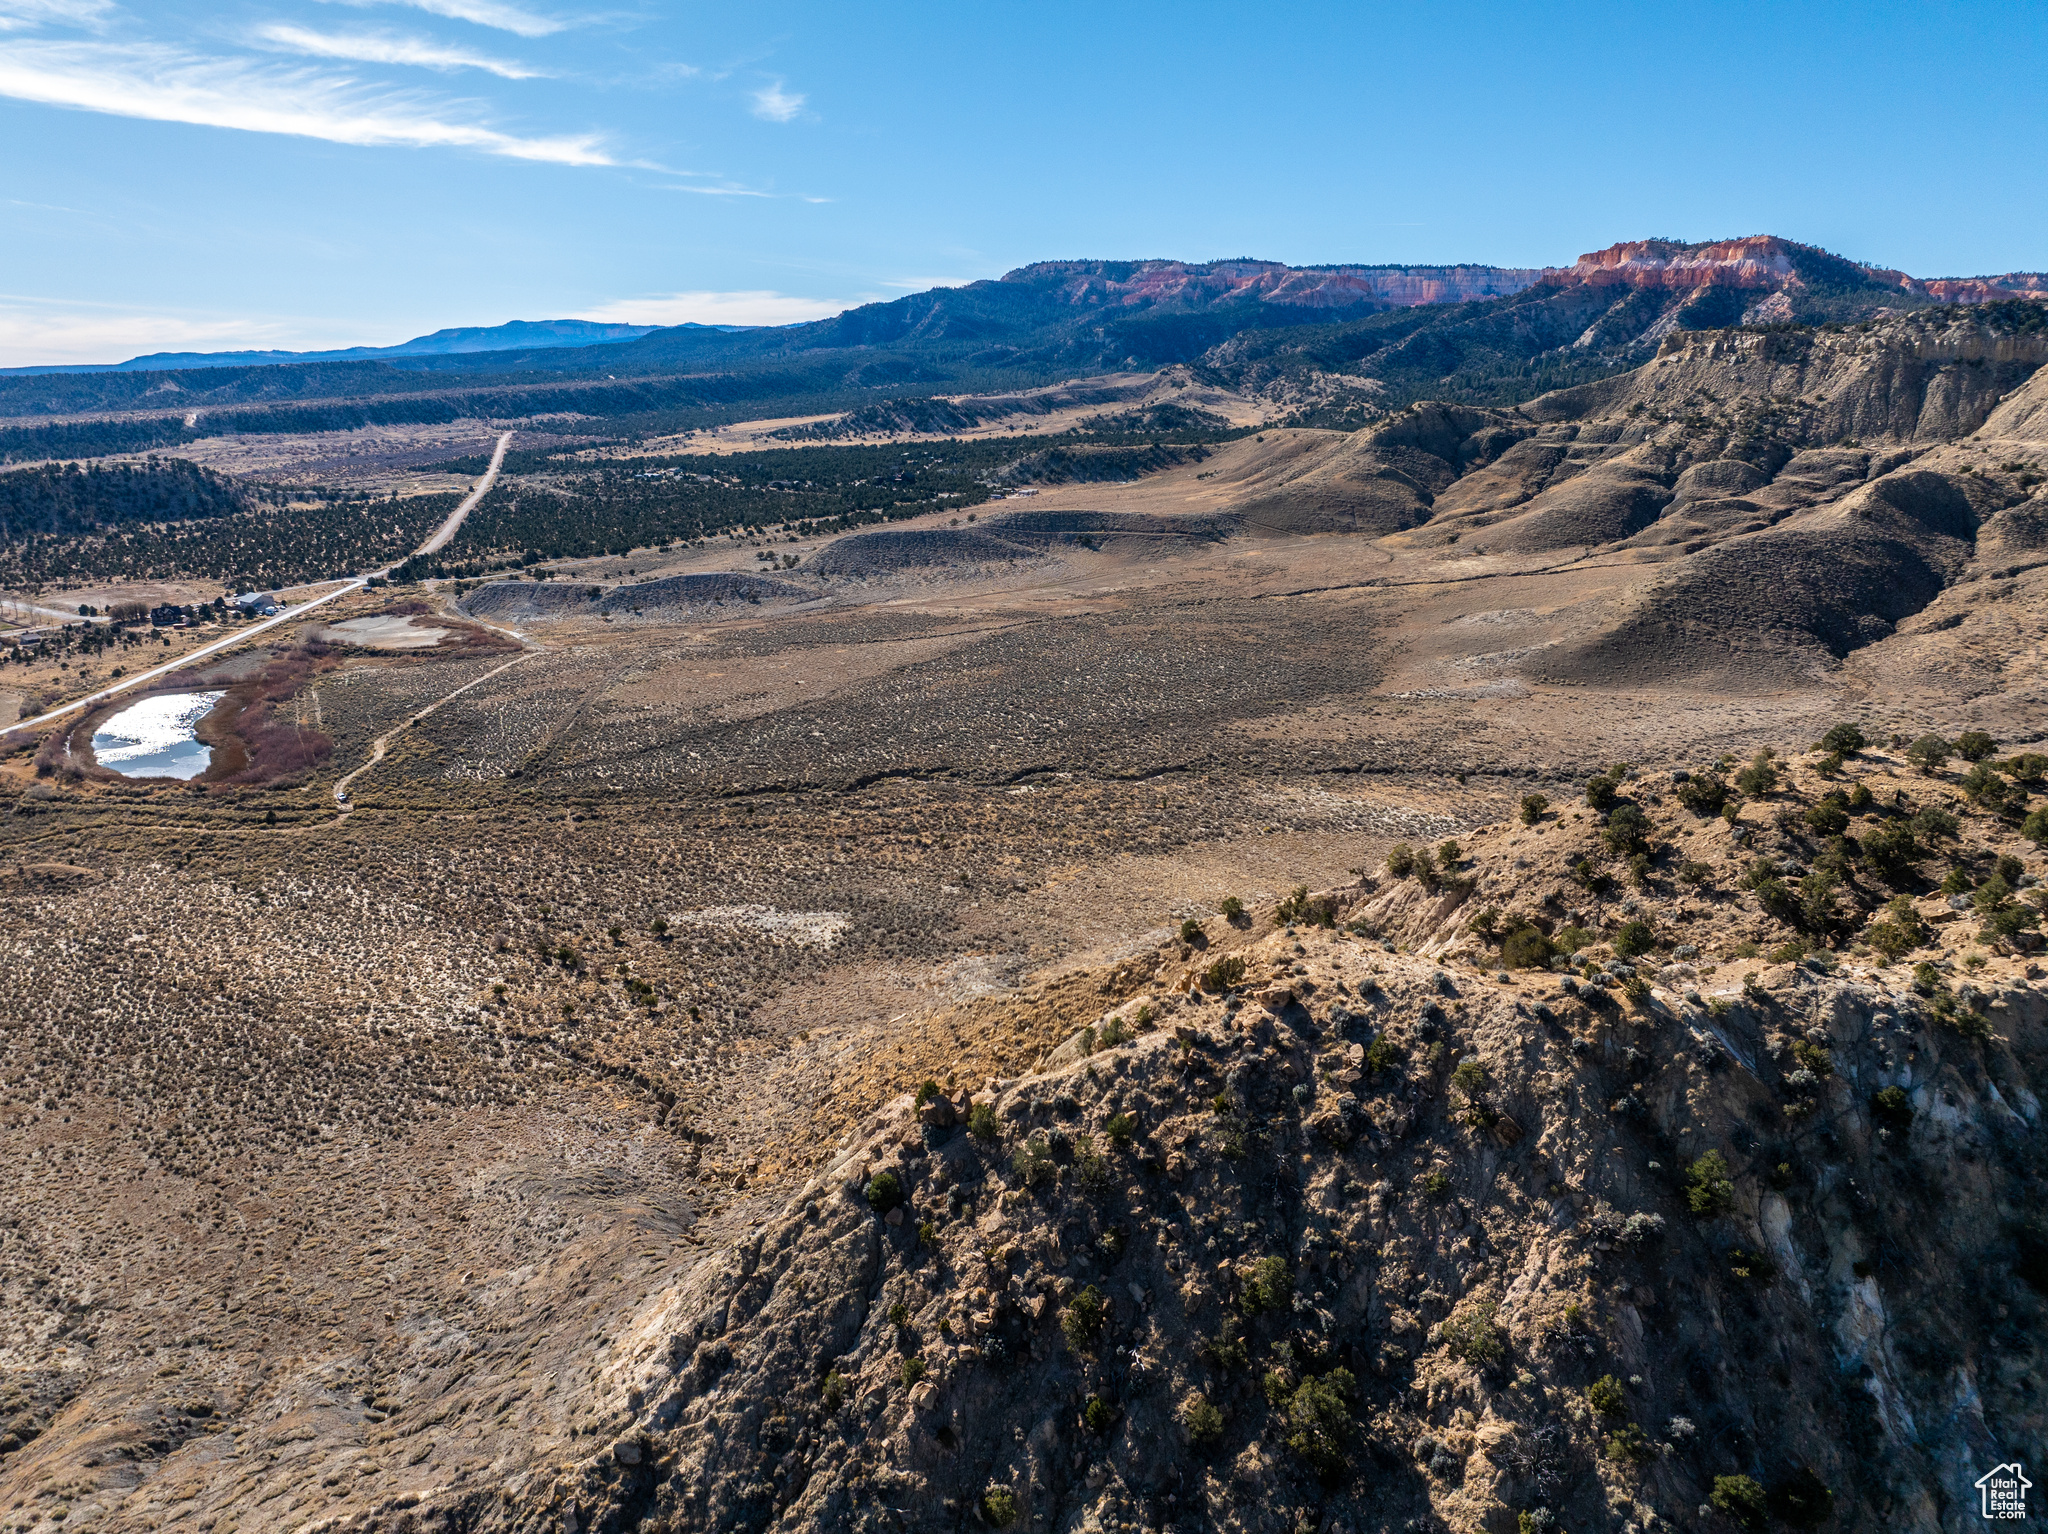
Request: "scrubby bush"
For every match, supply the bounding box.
[1519,792,1549,824]
[1181,1393,1223,1447]
[1711,1474,1768,1531]
[1073,1132,1113,1194]
[1872,1085,1913,1130]
[2026,808,2048,846]
[1957,730,1997,761]
[1612,919,1653,958]
[1105,1111,1138,1147]
[1734,749,1779,797]
[1386,844,1417,877]
[1440,1302,1503,1363]
[1906,734,1952,773]
[1745,860,1796,921]
[1179,917,1205,943]
[1604,1423,1654,1462]
[1914,804,1959,841]
[1218,895,1245,920]
[1799,869,1840,931]
[1437,839,1463,868]
[1420,1169,1452,1199]
[1865,918,1916,962]
[1239,1255,1293,1315]
[967,1101,1000,1141]
[1585,775,1620,812]
[2003,752,2048,785]
[1060,1284,1106,1351]
[1676,771,1728,814]
[1602,803,1651,855]
[1082,1394,1115,1434]
[1451,1059,1487,1097]
[1862,818,1921,880]
[1684,1149,1735,1216]
[821,1370,847,1409]
[1013,1137,1057,1190]
[1284,1369,1357,1476]
[1973,873,2014,913]
[1500,923,1556,969]
[865,1170,903,1213]
[1962,761,2010,810]
[1204,1317,1250,1372]
[899,1355,927,1387]
[1202,954,1246,991]
[981,1485,1020,1527]
[1806,797,1850,835]
[1585,1374,1626,1417]
[1365,1036,1404,1076]
[1468,906,1500,937]
[1820,723,1867,754]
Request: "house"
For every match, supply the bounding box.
[234,591,282,617]
[1977,1463,2032,1520]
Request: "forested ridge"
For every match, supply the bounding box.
[0,482,460,591]
[0,457,251,538]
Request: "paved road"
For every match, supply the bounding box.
[417,429,511,556]
[6,431,515,738]
[6,581,367,736]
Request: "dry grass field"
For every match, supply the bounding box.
[1,311,2046,1533]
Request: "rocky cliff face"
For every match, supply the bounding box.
[1562,237,2048,308]
[1183,303,2048,681]
[1001,261,1551,314]
[476,744,2046,1534]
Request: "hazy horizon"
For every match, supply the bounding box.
[2,0,2044,367]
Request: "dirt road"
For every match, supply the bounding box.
[416,429,511,556]
[331,648,534,806]
[7,433,514,737]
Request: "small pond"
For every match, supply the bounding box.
[91,691,224,781]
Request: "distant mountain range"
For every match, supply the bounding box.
[0,318,751,376]
[3,238,2043,441]
[298,238,2045,384]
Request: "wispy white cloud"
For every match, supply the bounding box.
[253,22,542,79]
[321,0,565,40]
[573,290,841,328]
[0,294,375,369]
[0,0,112,31]
[0,41,611,164]
[660,182,772,198]
[749,81,804,122]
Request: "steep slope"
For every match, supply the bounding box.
[477,742,2046,1534]
[1197,241,2048,420]
[1169,303,2048,684]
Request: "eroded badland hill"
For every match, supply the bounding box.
[1,281,2047,1534]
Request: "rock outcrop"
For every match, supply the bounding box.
[489,744,2048,1534]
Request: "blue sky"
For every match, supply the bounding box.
[1,0,2044,366]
